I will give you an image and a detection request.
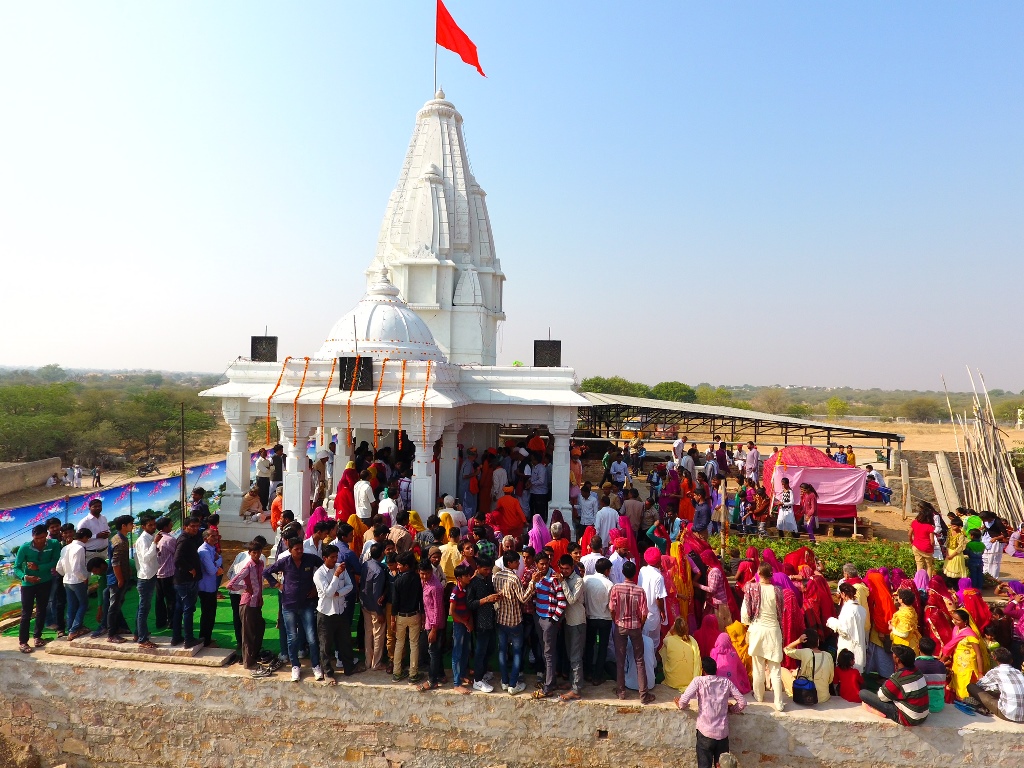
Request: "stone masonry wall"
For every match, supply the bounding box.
[0,654,1021,768]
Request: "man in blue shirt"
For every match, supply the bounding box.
[197,529,223,648]
[265,537,324,682]
[360,541,387,671]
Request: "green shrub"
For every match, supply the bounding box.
[708,534,917,580]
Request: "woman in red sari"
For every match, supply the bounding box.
[660,554,683,646]
[783,546,815,573]
[678,473,696,522]
[803,573,836,642]
[332,461,359,519]
[772,576,806,671]
[924,574,955,648]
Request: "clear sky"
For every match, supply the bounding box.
[1,2,1021,391]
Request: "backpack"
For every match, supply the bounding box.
[792,652,819,706]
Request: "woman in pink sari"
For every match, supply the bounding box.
[711,633,752,693]
[332,461,359,519]
[528,514,551,553]
[617,515,640,563]
[761,547,784,574]
[662,468,682,518]
[304,505,328,537]
[693,614,722,658]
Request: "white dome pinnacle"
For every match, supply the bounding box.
[314,269,447,362]
[370,92,505,365]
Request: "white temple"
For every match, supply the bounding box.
[201,91,587,538]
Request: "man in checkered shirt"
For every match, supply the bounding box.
[969,647,1024,723]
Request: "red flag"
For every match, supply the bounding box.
[436,0,485,77]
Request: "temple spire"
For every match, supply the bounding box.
[370,92,505,365]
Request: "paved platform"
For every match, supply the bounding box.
[43,635,234,667]
[0,636,1021,768]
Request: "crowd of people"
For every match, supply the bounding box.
[11,434,1024,768]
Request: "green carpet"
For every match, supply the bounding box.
[2,577,283,652]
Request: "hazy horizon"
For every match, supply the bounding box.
[2,3,1021,391]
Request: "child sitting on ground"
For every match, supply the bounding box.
[832,649,863,703]
[914,637,947,713]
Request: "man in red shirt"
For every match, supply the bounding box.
[609,560,653,704]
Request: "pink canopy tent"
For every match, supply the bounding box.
[763,445,866,520]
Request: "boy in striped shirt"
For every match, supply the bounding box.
[859,645,929,725]
[531,552,567,699]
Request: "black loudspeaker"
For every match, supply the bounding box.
[251,336,278,363]
[338,357,374,391]
[534,340,561,367]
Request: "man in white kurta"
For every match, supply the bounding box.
[826,584,868,672]
[742,565,785,711]
[594,502,619,556]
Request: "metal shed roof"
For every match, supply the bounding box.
[579,392,905,447]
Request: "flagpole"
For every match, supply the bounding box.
[433,42,437,94]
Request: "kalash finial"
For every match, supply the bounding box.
[435,88,445,100]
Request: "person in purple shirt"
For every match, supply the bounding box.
[154,517,177,631]
[418,557,445,690]
[196,529,223,648]
[265,537,324,682]
[677,656,747,768]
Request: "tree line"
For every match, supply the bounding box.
[579,376,1024,423]
[0,365,221,465]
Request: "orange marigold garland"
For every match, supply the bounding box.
[320,357,337,441]
[397,360,407,450]
[292,357,310,445]
[266,356,293,445]
[421,359,433,453]
[372,358,389,452]
[345,354,361,452]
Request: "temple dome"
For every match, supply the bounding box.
[314,270,447,362]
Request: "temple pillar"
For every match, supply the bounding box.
[281,417,314,522]
[411,426,443,518]
[439,425,460,499]
[221,400,253,522]
[548,407,576,518]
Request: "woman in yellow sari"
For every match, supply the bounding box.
[347,514,369,555]
[889,588,921,655]
[407,510,426,536]
[943,519,968,580]
[941,608,990,700]
[662,617,702,691]
[439,511,456,539]
[726,620,753,677]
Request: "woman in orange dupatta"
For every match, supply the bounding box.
[864,570,897,676]
[670,540,695,630]
[865,571,896,635]
[347,514,369,555]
